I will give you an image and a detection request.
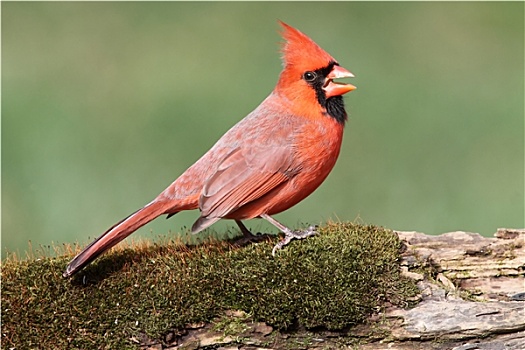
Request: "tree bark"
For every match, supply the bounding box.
[378,228,525,350]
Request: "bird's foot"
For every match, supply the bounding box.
[272,225,318,256]
[231,232,272,247]
[232,220,272,247]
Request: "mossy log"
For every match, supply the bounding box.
[2,225,524,349]
[152,228,525,350]
[1,224,418,349]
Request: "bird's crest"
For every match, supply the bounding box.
[279,21,336,72]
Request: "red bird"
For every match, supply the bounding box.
[63,22,356,278]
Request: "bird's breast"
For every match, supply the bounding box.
[292,117,344,188]
[249,117,344,217]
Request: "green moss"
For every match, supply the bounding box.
[2,223,419,348]
[212,311,251,337]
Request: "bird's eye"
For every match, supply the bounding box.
[303,71,317,82]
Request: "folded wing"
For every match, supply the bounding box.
[191,144,296,232]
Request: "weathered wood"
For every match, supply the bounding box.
[379,228,525,349]
[397,229,524,285]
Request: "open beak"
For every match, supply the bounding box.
[323,65,356,98]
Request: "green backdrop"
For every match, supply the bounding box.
[3,2,524,257]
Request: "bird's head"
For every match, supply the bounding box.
[275,21,356,124]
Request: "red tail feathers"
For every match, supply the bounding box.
[63,201,167,278]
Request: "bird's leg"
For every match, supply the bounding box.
[232,220,271,246]
[260,214,318,256]
[236,220,257,238]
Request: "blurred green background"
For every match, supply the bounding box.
[3,2,524,258]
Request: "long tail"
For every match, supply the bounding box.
[63,201,169,278]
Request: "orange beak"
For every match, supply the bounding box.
[323,65,356,98]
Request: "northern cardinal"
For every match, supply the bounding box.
[63,21,355,278]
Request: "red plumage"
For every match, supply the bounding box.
[64,22,356,278]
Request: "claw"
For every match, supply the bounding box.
[271,225,318,256]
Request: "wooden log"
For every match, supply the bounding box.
[382,228,525,349]
[165,228,524,350]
